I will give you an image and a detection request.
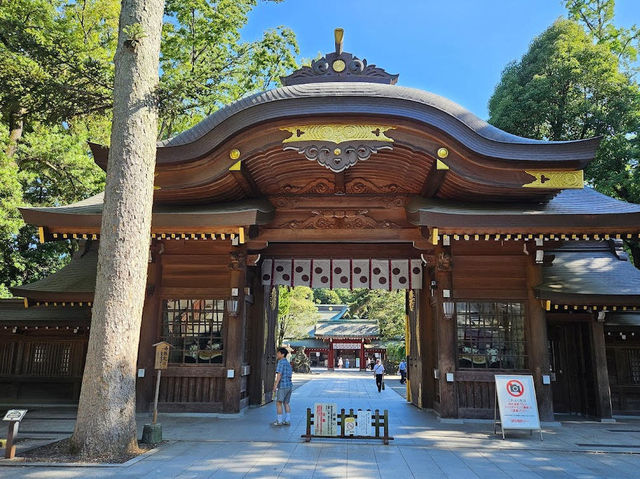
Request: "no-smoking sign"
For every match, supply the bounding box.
[506,379,524,397]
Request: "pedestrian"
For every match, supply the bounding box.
[373,359,385,392]
[272,347,293,426]
[338,356,343,369]
[345,358,350,369]
[398,359,407,384]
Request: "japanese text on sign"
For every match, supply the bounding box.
[495,375,540,431]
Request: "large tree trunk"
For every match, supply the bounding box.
[5,107,25,158]
[70,0,164,459]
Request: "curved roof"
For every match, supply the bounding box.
[92,82,599,168]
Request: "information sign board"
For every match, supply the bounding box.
[344,416,356,436]
[153,341,171,370]
[3,410,27,422]
[313,403,338,436]
[494,375,542,440]
[356,409,372,437]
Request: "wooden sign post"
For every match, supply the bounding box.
[142,342,170,444]
[3,409,27,459]
[152,341,170,424]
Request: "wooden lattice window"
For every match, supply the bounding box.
[456,302,527,369]
[161,299,225,365]
[627,349,640,384]
[23,342,73,376]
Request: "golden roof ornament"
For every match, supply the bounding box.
[281,28,399,86]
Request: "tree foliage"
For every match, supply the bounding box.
[313,288,406,339]
[488,3,640,261]
[158,0,298,138]
[0,0,299,297]
[277,286,318,346]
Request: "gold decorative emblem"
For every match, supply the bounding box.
[229,148,241,160]
[270,286,278,311]
[408,290,416,312]
[281,124,395,173]
[437,147,449,159]
[281,124,394,145]
[332,59,346,72]
[523,170,584,189]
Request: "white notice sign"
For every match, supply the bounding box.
[313,403,338,437]
[356,409,372,437]
[494,375,542,440]
[3,409,27,422]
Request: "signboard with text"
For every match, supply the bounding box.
[313,403,338,436]
[494,375,542,439]
[154,341,171,370]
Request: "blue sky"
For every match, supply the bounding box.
[242,0,639,120]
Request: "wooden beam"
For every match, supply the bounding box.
[334,172,345,195]
[230,164,260,197]
[420,161,447,197]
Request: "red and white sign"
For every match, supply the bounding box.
[494,375,541,433]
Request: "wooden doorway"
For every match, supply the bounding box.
[548,321,597,416]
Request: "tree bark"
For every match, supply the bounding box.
[70,0,164,459]
[6,107,25,159]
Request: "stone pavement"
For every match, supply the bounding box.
[3,369,640,478]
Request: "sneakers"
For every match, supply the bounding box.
[282,421,290,426]
[271,420,283,427]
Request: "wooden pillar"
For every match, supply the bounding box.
[223,249,246,413]
[525,253,554,421]
[359,341,366,370]
[247,277,265,406]
[262,285,278,404]
[136,240,163,411]
[328,341,334,370]
[590,319,613,420]
[435,245,457,418]
[420,277,436,410]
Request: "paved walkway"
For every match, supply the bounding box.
[3,370,640,478]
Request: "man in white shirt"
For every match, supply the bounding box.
[373,359,385,392]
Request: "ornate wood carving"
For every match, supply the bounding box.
[436,252,452,271]
[280,178,334,195]
[281,124,395,173]
[280,29,398,86]
[345,177,407,194]
[523,170,584,189]
[277,209,401,230]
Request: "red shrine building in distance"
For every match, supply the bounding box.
[3,30,640,419]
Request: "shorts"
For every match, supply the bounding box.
[276,387,292,403]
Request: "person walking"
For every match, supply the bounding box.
[272,347,293,426]
[373,359,385,392]
[398,359,407,384]
[345,358,350,369]
[337,356,343,369]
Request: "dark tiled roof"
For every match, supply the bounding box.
[286,339,328,349]
[153,83,598,165]
[407,188,640,228]
[535,244,640,304]
[315,320,379,338]
[11,245,97,301]
[20,193,275,228]
[315,304,349,321]
[0,299,91,323]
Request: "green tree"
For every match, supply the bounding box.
[488,14,640,262]
[158,0,298,138]
[277,286,317,346]
[0,0,299,296]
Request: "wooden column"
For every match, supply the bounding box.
[525,253,554,421]
[328,341,334,370]
[247,276,265,406]
[136,240,163,411]
[435,245,457,418]
[262,285,278,404]
[223,250,246,413]
[359,342,366,370]
[590,319,613,420]
[420,277,436,410]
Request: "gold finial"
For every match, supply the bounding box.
[334,28,344,54]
